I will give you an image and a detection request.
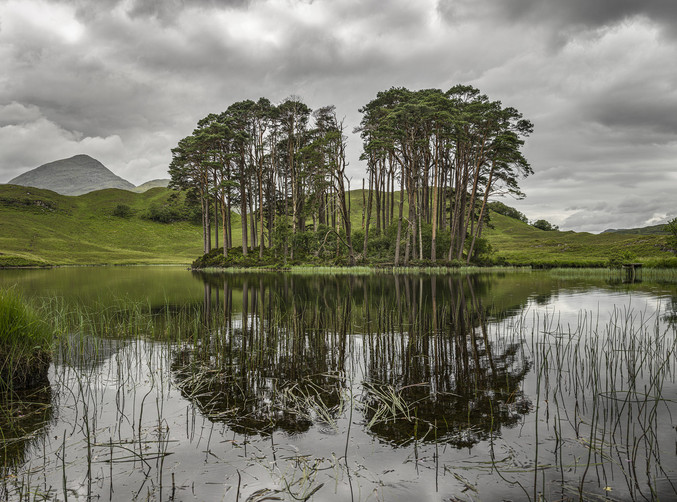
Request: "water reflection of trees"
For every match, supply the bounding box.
[172,277,349,436]
[175,273,531,447]
[361,275,531,447]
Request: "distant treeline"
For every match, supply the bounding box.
[169,85,533,266]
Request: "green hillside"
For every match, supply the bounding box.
[0,184,202,266]
[602,224,668,235]
[344,191,675,267]
[484,212,675,267]
[0,183,675,268]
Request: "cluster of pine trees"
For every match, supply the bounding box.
[169,85,533,266]
[169,97,355,264]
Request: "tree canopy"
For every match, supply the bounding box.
[169,85,534,266]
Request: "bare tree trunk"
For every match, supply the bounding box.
[361,178,366,230]
[431,136,440,262]
[363,168,374,260]
[467,161,495,263]
[213,179,219,250]
[240,155,248,256]
[248,188,256,250]
[220,193,228,258]
[394,168,405,266]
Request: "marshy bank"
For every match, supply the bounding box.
[0,289,52,391]
[1,266,676,501]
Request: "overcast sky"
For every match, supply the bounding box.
[1,0,676,232]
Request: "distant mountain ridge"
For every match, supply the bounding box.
[133,179,170,192]
[602,224,668,235]
[9,155,135,196]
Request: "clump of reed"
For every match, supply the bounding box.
[0,289,52,391]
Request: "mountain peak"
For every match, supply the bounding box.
[8,155,135,196]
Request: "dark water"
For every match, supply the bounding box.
[1,267,677,501]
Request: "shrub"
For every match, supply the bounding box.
[667,218,677,250]
[488,201,528,223]
[532,219,559,231]
[112,204,133,218]
[144,203,185,223]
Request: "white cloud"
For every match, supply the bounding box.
[0,111,126,182]
[0,0,676,231]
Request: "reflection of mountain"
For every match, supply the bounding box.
[177,273,533,446]
[53,333,124,370]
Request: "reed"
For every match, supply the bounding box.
[0,289,52,392]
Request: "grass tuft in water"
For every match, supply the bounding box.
[0,289,52,391]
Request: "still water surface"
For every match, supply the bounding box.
[1,267,677,501]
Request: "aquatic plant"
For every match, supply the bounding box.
[0,289,52,391]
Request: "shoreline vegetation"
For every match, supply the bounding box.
[0,290,52,391]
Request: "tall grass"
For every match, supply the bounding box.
[0,289,52,391]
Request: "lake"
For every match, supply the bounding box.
[1,266,677,501]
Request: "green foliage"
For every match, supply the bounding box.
[468,237,493,263]
[488,201,528,223]
[485,211,675,268]
[2,183,676,270]
[291,231,315,255]
[112,204,132,218]
[0,289,52,389]
[144,203,184,223]
[607,255,623,269]
[271,217,292,254]
[142,193,196,223]
[0,255,48,268]
[532,219,558,231]
[0,290,51,350]
[667,217,677,250]
[192,246,279,269]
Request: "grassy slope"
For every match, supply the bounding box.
[0,183,674,267]
[484,212,674,266]
[0,185,202,266]
[347,191,675,266]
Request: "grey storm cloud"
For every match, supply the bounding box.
[1,0,676,232]
[439,0,677,36]
[57,0,250,22]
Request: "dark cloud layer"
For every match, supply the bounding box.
[59,0,250,22]
[440,0,677,37]
[1,0,676,232]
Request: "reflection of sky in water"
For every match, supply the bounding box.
[525,288,672,329]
